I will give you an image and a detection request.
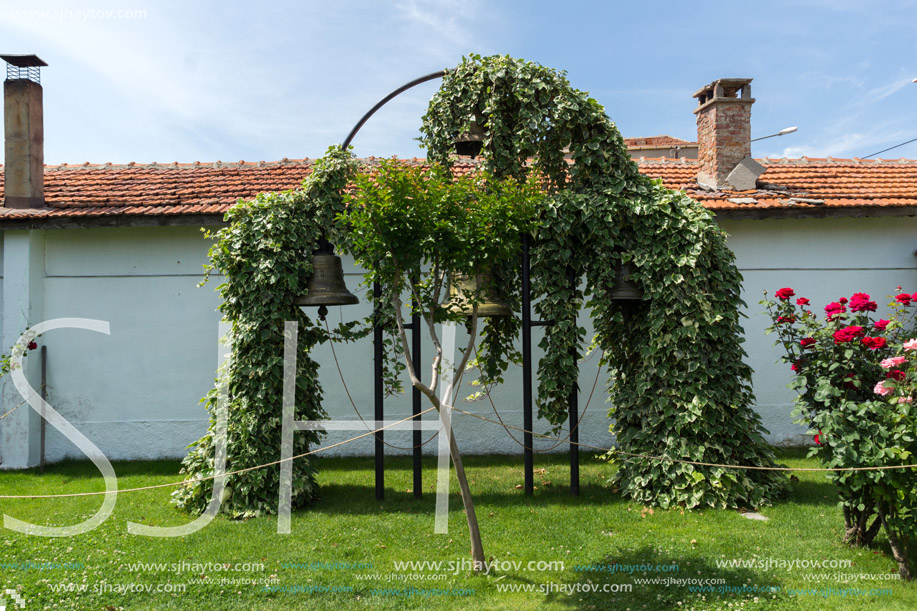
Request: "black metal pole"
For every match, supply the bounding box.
[521,235,535,496]
[40,345,47,475]
[567,270,580,497]
[411,280,423,499]
[340,70,447,503]
[373,281,385,501]
[341,71,448,152]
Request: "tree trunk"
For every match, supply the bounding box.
[879,504,913,580]
[448,430,485,567]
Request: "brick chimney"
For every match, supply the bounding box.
[693,77,764,191]
[2,54,47,209]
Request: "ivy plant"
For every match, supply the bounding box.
[173,146,358,518]
[421,54,787,509]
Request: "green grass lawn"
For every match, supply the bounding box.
[0,450,913,610]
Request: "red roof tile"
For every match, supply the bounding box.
[624,135,696,147]
[0,156,915,223]
[636,157,917,211]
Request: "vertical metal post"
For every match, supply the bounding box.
[39,345,47,474]
[373,281,385,500]
[521,235,535,496]
[411,280,423,499]
[567,270,580,497]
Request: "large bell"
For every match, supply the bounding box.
[609,261,644,301]
[454,120,485,158]
[294,254,359,311]
[447,271,512,317]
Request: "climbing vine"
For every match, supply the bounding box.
[173,146,358,517]
[421,54,787,509]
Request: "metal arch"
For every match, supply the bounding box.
[341,70,448,152]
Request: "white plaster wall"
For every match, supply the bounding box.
[38,226,221,462]
[25,215,917,463]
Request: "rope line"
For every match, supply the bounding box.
[0,407,438,500]
[449,406,917,473]
[481,353,600,453]
[6,389,917,501]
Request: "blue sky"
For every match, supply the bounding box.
[2,0,915,164]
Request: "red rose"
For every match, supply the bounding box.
[825,302,847,320]
[796,297,810,306]
[833,326,864,344]
[838,297,848,304]
[849,293,877,313]
[875,319,890,331]
[777,315,796,324]
[861,336,887,350]
[814,430,822,445]
[791,360,802,372]
[842,373,858,389]
[896,293,912,305]
[775,287,795,300]
[27,341,37,351]
[887,370,906,381]
[800,337,816,349]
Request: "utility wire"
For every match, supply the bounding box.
[862,136,917,159]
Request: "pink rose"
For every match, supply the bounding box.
[874,380,895,396]
[881,356,908,369]
[903,339,917,351]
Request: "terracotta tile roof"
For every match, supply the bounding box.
[0,155,915,224]
[624,135,696,147]
[636,157,917,212]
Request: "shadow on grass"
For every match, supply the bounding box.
[556,545,771,611]
[8,458,182,481]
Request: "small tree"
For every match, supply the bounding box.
[340,159,541,569]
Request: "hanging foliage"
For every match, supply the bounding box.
[173,147,358,518]
[421,54,787,509]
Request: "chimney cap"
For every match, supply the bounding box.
[1,54,47,68]
[692,77,752,99]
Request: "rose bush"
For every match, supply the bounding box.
[762,288,917,579]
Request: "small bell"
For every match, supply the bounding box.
[609,261,643,301]
[294,254,359,318]
[454,120,485,158]
[447,271,512,317]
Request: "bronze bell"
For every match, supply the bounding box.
[294,254,359,312]
[609,261,644,301]
[447,271,512,317]
[454,120,485,158]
